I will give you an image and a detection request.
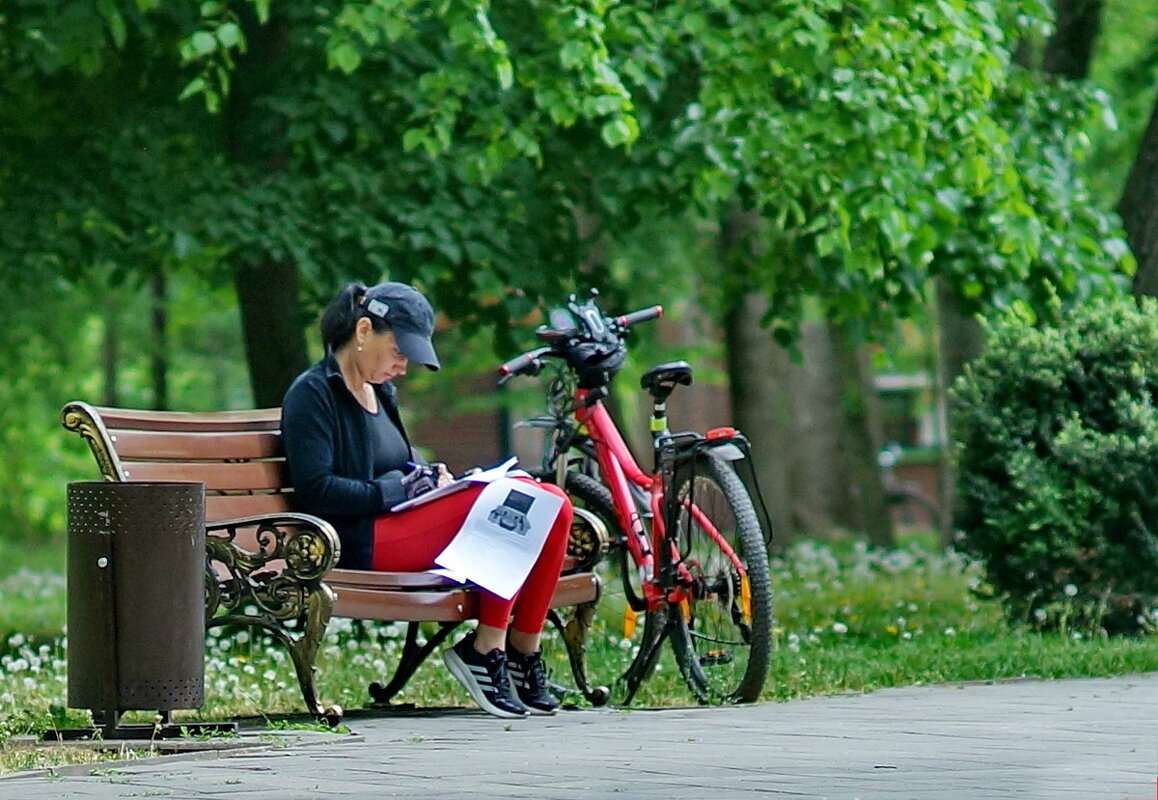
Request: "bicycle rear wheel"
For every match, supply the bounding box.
[666,453,772,703]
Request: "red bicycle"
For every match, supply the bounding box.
[500,292,773,704]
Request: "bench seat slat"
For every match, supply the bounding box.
[333,588,479,622]
[109,429,283,461]
[120,460,287,492]
[327,569,463,590]
[330,572,599,622]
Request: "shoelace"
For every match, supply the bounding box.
[514,653,547,691]
[485,651,515,694]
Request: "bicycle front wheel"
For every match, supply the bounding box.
[667,453,773,703]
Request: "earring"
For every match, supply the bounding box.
[356,344,363,352]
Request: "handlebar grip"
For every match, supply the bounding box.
[499,352,536,378]
[616,305,664,328]
[497,347,552,384]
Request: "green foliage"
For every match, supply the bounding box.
[0,270,249,544]
[934,70,1133,317]
[2,0,1137,357]
[1086,0,1158,209]
[952,297,1158,634]
[649,0,1130,336]
[0,0,658,355]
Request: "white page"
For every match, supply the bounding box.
[434,477,565,600]
[391,456,520,512]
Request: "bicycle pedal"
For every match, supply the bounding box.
[700,649,734,667]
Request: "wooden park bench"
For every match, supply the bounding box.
[60,401,602,724]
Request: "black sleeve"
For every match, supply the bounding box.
[281,377,408,515]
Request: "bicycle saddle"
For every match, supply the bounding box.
[641,361,693,402]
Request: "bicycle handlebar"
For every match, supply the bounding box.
[615,305,663,329]
[498,296,664,386]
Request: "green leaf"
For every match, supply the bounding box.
[402,129,427,153]
[600,117,636,148]
[560,41,586,70]
[190,31,218,57]
[178,76,207,102]
[496,60,513,91]
[216,22,243,50]
[329,42,362,74]
[98,0,127,48]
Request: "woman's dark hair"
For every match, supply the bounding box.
[319,282,391,352]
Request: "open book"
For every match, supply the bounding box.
[390,456,522,512]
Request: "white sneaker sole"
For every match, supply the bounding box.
[442,648,528,719]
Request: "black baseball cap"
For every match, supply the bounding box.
[361,282,440,371]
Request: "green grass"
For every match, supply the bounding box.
[2,533,1156,774]
[0,537,66,648]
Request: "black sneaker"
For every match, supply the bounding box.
[508,648,560,716]
[442,634,529,719]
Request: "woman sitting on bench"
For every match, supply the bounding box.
[281,281,573,719]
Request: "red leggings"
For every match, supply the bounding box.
[371,478,572,633]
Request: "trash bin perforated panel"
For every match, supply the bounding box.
[67,481,206,714]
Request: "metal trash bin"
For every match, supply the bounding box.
[65,481,211,737]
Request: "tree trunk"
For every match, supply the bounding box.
[719,208,795,545]
[787,320,844,536]
[934,277,985,547]
[1119,95,1158,298]
[235,260,309,408]
[150,270,168,411]
[718,208,892,546]
[225,9,308,407]
[724,289,795,546]
[102,302,120,408]
[828,323,893,547]
[1042,0,1103,80]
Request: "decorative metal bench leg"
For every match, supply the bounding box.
[287,586,342,725]
[556,600,610,706]
[369,621,460,705]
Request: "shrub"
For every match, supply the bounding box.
[951,297,1158,635]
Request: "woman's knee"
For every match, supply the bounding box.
[516,477,573,511]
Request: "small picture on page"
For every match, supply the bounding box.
[486,489,534,535]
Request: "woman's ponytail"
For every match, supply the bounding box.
[319,282,368,352]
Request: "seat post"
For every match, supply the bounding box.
[639,362,694,465]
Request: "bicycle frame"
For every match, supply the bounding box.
[573,388,748,613]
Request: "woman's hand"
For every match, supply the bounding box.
[434,463,453,488]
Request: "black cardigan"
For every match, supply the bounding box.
[281,353,414,569]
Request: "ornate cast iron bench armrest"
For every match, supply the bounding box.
[204,512,341,722]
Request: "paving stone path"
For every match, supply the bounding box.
[2,673,1155,799]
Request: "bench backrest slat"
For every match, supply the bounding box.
[118,460,288,492]
[109,429,283,461]
[206,493,293,521]
[92,407,282,432]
